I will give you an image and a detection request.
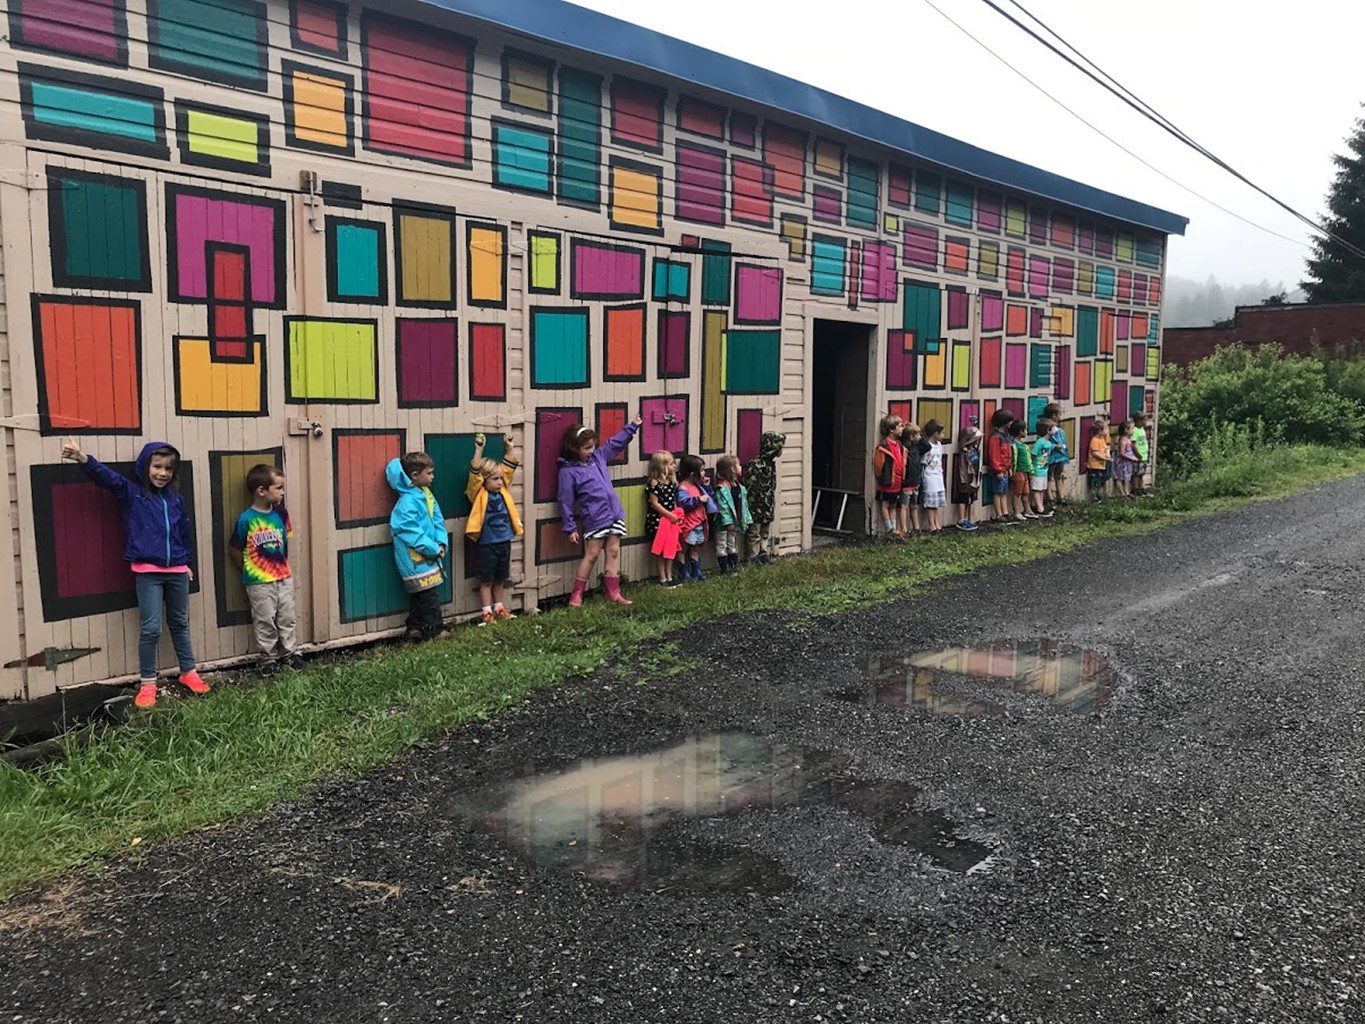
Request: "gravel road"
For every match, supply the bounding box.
[4,479,1363,1023]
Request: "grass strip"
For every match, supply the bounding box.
[1,443,1361,900]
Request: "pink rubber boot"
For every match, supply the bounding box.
[568,576,589,607]
[603,574,632,606]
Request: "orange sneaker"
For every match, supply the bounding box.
[496,606,516,621]
[480,610,496,626]
[134,682,158,708]
[177,669,210,696]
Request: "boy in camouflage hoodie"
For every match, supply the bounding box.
[743,431,785,565]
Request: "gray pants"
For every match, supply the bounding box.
[716,527,739,557]
[745,522,776,560]
[247,577,297,660]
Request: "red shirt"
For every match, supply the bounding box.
[985,431,1013,474]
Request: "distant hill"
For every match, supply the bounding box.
[1164,275,1305,328]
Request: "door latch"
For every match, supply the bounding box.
[289,418,325,438]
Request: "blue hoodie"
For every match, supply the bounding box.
[82,441,195,569]
[386,458,448,593]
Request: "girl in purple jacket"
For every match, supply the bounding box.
[557,414,642,607]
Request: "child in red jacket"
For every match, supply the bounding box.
[872,414,906,538]
[984,407,1016,525]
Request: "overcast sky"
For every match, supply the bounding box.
[572,0,1364,289]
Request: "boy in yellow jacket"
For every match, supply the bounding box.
[466,433,522,624]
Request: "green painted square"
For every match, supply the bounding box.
[1076,306,1099,357]
[846,157,879,229]
[149,0,266,88]
[903,281,943,352]
[558,67,601,206]
[946,180,974,227]
[915,171,942,215]
[1129,385,1146,418]
[52,173,145,287]
[423,433,506,518]
[1029,343,1052,388]
[493,122,552,194]
[701,241,732,305]
[653,259,690,301]
[811,238,846,295]
[339,542,453,623]
[725,329,780,394]
[531,309,589,387]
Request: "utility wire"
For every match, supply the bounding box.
[920,0,1310,250]
[976,0,1365,261]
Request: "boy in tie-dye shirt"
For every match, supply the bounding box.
[229,464,301,672]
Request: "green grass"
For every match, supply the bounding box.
[1,442,1362,901]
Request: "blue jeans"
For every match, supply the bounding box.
[135,572,196,679]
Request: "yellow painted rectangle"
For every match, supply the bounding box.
[1005,201,1026,237]
[702,311,726,450]
[1077,261,1095,295]
[530,232,558,291]
[1116,345,1129,374]
[610,164,661,232]
[925,343,947,389]
[1095,358,1113,398]
[1051,306,1075,337]
[951,340,971,391]
[468,225,505,305]
[978,240,999,280]
[287,319,378,401]
[291,69,348,149]
[1116,232,1134,262]
[1147,346,1160,379]
[505,54,551,112]
[615,481,647,540]
[814,138,843,177]
[187,109,258,164]
[175,338,263,413]
[399,213,453,303]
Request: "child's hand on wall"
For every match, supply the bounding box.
[474,433,485,453]
[504,432,517,453]
[631,412,644,427]
[61,436,87,464]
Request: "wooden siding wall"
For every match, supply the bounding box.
[0,0,1168,699]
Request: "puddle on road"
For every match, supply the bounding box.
[451,733,990,891]
[841,641,1115,716]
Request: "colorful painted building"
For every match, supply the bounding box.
[0,0,1186,700]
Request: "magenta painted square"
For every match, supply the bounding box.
[1117,312,1131,341]
[15,0,124,64]
[173,192,280,304]
[1110,381,1129,422]
[734,265,782,324]
[859,242,897,302]
[640,396,687,454]
[905,225,937,269]
[737,409,763,465]
[947,289,969,330]
[981,293,1004,332]
[1005,343,1027,389]
[572,242,644,298]
[1029,308,1044,338]
[676,142,725,225]
[52,481,131,598]
[1052,258,1074,294]
[813,185,841,223]
[658,310,689,376]
[1027,256,1050,299]
[1055,345,1072,399]
[397,320,457,405]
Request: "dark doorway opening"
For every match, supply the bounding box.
[811,319,873,535]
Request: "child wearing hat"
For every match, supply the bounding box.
[953,425,983,531]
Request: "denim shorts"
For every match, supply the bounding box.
[472,541,511,583]
[684,525,706,546]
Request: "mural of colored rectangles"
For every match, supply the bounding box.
[285,318,378,402]
[166,184,285,306]
[173,336,266,416]
[46,167,151,292]
[208,447,282,627]
[530,308,589,389]
[361,11,472,166]
[333,428,404,527]
[394,204,457,307]
[31,461,198,622]
[20,64,168,158]
[283,61,354,154]
[147,0,268,89]
[338,541,451,623]
[325,216,388,303]
[639,396,687,457]
[174,100,270,176]
[32,296,141,434]
[396,318,458,407]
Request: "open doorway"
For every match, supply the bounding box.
[810,319,874,535]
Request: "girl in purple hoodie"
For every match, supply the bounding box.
[557,414,642,607]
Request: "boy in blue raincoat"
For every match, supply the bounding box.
[386,451,449,641]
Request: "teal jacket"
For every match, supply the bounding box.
[713,481,753,529]
[386,459,448,593]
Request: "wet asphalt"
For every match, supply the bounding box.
[3,478,1364,1023]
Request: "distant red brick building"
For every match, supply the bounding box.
[1164,302,1365,367]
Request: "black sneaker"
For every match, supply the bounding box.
[286,654,305,671]
[258,658,280,676]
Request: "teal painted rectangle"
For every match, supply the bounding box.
[847,157,878,229]
[915,171,941,215]
[1029,343,1052,388]
[1077,306,1099,357]
[946,180,974,227]
[701,241,731,305]
[725,329,780,394]
[1096,266,1116,299]
[1136,238,1161,268]
[532,309,589,386]
[149,0,266,88]
[1129,385,1146,417]
[1027,395,1048,434]
[425,433,505,518]
[54,174,144,284]
[494,122,552,194]
[652,259,690,301]
[811,238,846,295]
[903,281,942,352]
[30,80,157,142]
[339,542,452,623]
[558,67,601,206]
[335,223,381,299]
[1149,315,1159,342]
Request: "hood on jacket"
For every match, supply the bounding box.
[386,457,419,495]
[135,440,179,490]
[758,431,786,459]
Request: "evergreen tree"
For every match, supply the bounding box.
[1303,109,1365,302]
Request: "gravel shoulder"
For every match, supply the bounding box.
[4,479,1363,1024]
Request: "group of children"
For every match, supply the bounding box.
[1086,410,1152,500]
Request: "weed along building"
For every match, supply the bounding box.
[0,0,1186,700]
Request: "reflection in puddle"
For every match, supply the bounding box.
[452,734,990,890]
[850,641,1115,715]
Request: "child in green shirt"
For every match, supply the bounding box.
[1131,411,1151,496]
[1008,419,1035,521]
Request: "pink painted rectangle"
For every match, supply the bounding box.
[1095,227,1115,258]
[397,319,457,404]
[734,265,782,324]
[53,479,133,598]
[737,409,763,465]
[1030,308,1044,338]
[640,396,688,454]
[1027,256,1050,299]
[1117,312,1131,341]
[1052,258,1074,294]
[1006,248,1025,295]
[1131,343,1146,379]
[1005,343,1027,389]
[859,242,897,302]
[905,225,937,269]
[1000,397,1025,422]
[1117,270,1133,302]
[572,242,644,298]
[1110,380,1128,422]
[1077,221,1095,254]
[1133,274,1148,305]
[676,142,725,225]
[981,292,1004,332]
[173,192,280,304]
[15,0,123,64]
[977,191,1002,233]
[1055,345,1072,399]
[947,289,969,330]
[958,399,980,435]
[813,185,841,222]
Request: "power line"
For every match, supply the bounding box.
[919,0,1310,250]
[976,0,1365,261]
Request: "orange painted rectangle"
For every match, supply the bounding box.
[35,297,140,433]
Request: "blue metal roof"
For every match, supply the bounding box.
[420,0,1188,237]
